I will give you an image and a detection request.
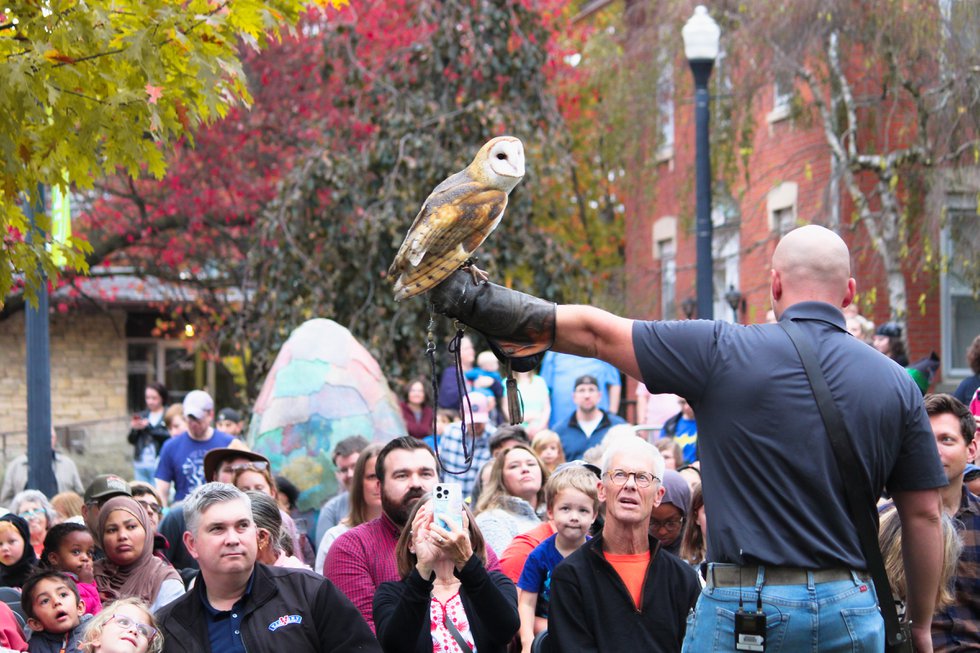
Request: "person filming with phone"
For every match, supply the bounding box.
[373,495,518,653]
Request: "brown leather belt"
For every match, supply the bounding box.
[707,565,870,588]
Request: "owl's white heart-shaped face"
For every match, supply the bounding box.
[485,137,525,187]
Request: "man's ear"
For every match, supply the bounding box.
[27,617,44,633]
[183,530,200,561]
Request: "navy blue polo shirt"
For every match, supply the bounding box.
[200,571,255,653]
[632,302,946,569]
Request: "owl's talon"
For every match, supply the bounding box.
[462,261,489,285]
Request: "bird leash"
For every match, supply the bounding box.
[426,306,475,476]
[425,304,526,477]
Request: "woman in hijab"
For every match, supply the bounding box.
[94,496,184,613]
[0,513,38,588]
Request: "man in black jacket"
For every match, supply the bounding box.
[547,437,699,652]
[156,483,379,653]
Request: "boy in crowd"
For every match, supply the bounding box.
[517,465,599,653]
[22,570,89,653]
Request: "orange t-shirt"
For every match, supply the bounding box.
[605,551,651,609]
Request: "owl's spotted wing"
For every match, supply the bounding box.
[390,182,508,301]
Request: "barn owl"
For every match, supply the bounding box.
[388,136,525,301]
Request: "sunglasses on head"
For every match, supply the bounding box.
[135,500,162,516]
[229,461,269,473]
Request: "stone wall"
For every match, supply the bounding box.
[0,310,133,485]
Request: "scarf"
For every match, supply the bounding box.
[93,496,181,605]
[0,513,37,588]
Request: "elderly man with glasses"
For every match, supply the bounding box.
[546,437,699,652]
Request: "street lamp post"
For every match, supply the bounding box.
[683,5,720,320]
[724,285,742,324]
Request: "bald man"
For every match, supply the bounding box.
[430,225,945,652]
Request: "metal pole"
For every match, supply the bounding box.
[25,185,57,497]
[690,58,714,320]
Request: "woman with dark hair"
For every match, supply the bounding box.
[872,322,909,367]
[679,483,707,568]
[128,382,171,483]
[474,445,548,554]
[315,443,384,574]
[373,496,518,653]
[401,378,435,439]
[954,334,980,405]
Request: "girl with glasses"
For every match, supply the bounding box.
[79,597,163,653]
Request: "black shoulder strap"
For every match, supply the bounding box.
[779,319,908,649]
[443,609,474,653]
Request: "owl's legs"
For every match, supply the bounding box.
[461,258,489,285]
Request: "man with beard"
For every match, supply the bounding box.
[324,436,500,631]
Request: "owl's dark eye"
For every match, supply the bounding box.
[496,153,507,160]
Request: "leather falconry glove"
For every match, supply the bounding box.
[428,269,556,373]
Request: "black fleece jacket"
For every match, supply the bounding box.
[547,533,700,653]
[156,563,379,653]
[373,555,519,653]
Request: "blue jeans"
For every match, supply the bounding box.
[681,565,884,653]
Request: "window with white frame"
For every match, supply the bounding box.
[942,198,980,376]
[656,64,674,157]
[712,228,740,323]
[652,217,677,319]
[658,239,676,320]
[767,182,798,235]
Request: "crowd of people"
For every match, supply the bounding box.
[0,225,979,652]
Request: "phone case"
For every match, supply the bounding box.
[432,482,463,531]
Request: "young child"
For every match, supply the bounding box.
[0,514,38,589]
[78,597,161,653]
[21,569,89,653]
[40,524,101,616]
[531,430,566,473]
[517,466,599,653]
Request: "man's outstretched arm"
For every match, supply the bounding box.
[555,305,639,380]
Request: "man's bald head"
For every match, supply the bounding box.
[770,225,855,316]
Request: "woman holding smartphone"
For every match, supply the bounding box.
[373,496,518,653]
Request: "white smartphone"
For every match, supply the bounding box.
[432,482,463,531]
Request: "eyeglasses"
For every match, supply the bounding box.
[18,508,45,520]
[650,517,686,533]
[229,462,269,473]
[605,469,659,488]
[108,613,158,641]
[136,500,162,516]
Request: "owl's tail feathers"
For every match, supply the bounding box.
[391,254,464,302]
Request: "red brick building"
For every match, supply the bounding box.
[617,6,979,394]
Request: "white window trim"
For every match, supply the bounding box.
[767,182,798,232]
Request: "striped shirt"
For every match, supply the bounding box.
[932,486,980,651]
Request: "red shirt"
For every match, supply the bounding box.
[499,521,555,583]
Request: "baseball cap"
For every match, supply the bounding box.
[84,474,132,504]
[183,390,214,420]
[217,408,242,423]
[574,375,600,389]
[203,448,271,482]
[553,459,602,479]
[465,393,490,424]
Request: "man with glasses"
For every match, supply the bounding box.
[547,437,699,652]
[154,390,238,504]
